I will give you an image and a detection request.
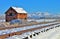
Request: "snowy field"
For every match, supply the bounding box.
[5,23,60,39]
[32,25,60,39]
[0,19,57,23]
[0,22,59,35]
[0,20,5,22]
[27,19,57,23]
[0,19,60,39]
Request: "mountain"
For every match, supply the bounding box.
[0,14,5,20]
[28,12,60,19]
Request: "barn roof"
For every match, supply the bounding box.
[11,7,27,13]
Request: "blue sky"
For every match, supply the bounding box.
[0,0,60,15]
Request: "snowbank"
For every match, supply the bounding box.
[27,19,57,23]
[0,22,59,35]
[5,22,60,39]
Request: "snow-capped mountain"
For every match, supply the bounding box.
[28,12,60,19]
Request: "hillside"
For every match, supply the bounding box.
[28,12,60,19]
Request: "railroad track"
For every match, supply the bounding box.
[0,21,57,30]
[0,22,60,39]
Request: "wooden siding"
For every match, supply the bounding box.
[5,8,17,22]
[5,7,27,22]
[17,13,27,19]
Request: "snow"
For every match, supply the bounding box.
[0,22,60,35]
[27,19,57,23]
[12,7,27,13]
[10,19,22,24]
[0,20,5,22]
[6,26,60,39]
[32,25,60,39]
[5,23,60,39]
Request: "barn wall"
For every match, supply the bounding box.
[5,7,27,22]
[17,13,27,19]
[5,8,17,22]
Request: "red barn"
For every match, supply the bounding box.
[5,7,27,22]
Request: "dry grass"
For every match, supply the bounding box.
[0,20,58,28]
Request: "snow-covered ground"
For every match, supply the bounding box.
[32,25,60,39]
[0,20,5,22]
[5,23,60,39]
[0,22,59,35]
[27,19,57,23]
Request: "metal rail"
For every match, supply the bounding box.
[0,23,60,39]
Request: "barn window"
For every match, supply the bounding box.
[9,13,15,16]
